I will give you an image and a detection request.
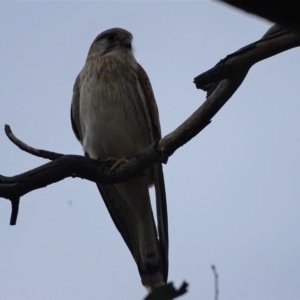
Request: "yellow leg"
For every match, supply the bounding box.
[107,156,129,170]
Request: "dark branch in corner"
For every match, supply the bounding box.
[219,0,300,31]
[1,24,300,225]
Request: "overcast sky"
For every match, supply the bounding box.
[0,2,299,300]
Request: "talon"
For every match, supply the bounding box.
[107,156,129,170]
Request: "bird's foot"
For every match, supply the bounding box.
[107,156,129,170]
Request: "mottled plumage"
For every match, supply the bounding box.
[71,28,168,289]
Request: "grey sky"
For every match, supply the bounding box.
[0,2,299,300]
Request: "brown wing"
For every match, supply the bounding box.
[137,63,161,140]
[71,74,83,142]
[137,63,169,283]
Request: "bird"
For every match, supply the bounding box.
[70,28,168,289]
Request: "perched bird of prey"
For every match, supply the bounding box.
[71,28,168,289]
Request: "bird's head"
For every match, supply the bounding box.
[87,28,133,57]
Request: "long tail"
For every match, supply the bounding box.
[152,163,168,283]
[96,164,168,288]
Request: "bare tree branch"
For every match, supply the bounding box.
[1,24,300,225]
[160,24,300,157]
[1,125,160,224]
[1,126,160,198]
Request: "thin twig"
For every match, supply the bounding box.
[9,197,20,225]
[211,265,219,300]
[5,124,63,160]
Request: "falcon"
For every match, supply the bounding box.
[70,28,168,289]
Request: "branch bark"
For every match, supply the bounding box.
[1,24,299,225]
[160,24,300,156]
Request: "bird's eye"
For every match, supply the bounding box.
[125,43,132,50]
